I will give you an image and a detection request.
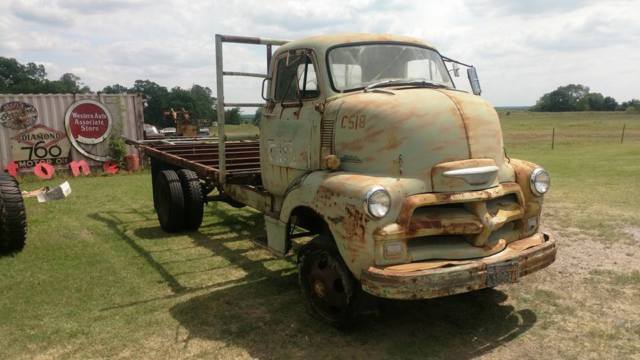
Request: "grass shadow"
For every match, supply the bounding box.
[170,278,535,359]
[89,203,536,358]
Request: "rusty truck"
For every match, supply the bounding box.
[128,33,556,327]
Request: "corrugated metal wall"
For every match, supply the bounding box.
[0,93,144,170]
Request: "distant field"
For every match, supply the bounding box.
[210,124,259,138]
[0,112,639,359]
[500,111,640,237]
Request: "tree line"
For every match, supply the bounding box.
[0,57,244,128]
[531,84,639,113]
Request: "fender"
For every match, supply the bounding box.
[279,170,426,277]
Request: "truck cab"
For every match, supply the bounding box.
[137,33,556,327]
[261,34,555,323]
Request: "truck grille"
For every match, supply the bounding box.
[375,183,527,263]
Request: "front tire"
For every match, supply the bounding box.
[298,235,357,328]
[0,173,27,254]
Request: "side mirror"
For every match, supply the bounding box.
[452,63,460,77]
[467,67,481,96]
[261,77,271,101]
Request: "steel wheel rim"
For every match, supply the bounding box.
[306,250,349,317]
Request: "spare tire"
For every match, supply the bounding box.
[176,169,204,232]
[0,173,27,254]
[155,170,185,233]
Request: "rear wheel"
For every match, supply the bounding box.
[155,170,185,232]
[176,169,204,231]
[0,173,27,254]
[298,235,357,328]
[150,158,162,212]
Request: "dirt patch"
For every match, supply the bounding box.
[542,224,640,277]
[623,226,640,243]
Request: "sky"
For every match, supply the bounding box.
[1,0,639,107]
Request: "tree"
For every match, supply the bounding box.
[189,85,215,126]
[577,92,604,111]
[225,107,241,125]
[131,80,169,127]
[532,88,577,112]
[619,99,640,113]
[532,84,622,112]
[0,57,49,93]
[102,84,129,93]
[253,107,263,126]
[602,96,618,111]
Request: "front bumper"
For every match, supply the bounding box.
[361,233,556,299]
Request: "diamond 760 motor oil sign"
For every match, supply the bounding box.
[11,124,71,169]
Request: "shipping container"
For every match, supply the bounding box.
[0,93,144,172]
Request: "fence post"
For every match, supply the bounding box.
[551,127,555,150]
[621,124,626,144]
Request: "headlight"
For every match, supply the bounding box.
[364,186,391,218]
[530,167,550,196]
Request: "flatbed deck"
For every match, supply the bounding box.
[131,138,261,182]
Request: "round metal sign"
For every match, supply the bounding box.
[65,99,112,144]
[0,101,38,130]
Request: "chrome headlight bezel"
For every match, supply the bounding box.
[363,186,391,219]
[530,167,550,196]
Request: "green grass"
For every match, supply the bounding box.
[210,124,259,138]
[1,111,639,359]
[501,111,640,239]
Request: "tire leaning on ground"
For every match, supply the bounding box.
[0,173,27,254]
[155,170,186,233]
[298,235,358,328]
[176,169,204,232]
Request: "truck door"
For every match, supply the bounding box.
[260,49,321,196]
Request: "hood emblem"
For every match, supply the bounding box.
[443,165,499,185]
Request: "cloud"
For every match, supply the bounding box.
[57,0,151,14]
[464,0,594,16]
[10,1,73,27]
[1,0,638,106]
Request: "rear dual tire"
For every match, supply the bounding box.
[154,169,204,233]
[0,173,27,255]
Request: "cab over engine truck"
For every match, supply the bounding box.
[129,33,556,327]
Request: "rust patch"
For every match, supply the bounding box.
[344,204,366,245]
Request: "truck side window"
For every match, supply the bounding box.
[274,53,318,102]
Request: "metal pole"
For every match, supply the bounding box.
[621,124,626,144]
[215,34,226,184]
[266,44,272,73]
[551,127,555,150]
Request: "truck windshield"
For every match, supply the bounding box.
[327,44,454,91]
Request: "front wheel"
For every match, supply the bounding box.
[298,236,357,328]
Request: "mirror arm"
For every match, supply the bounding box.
[261,77,272,101]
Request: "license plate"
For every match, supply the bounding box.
[486,261,520,287]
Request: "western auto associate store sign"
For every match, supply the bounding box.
[65,99,113,162]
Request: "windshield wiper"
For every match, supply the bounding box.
[363,79,447,93]
[363,79,407,92]
[404,79,448,88]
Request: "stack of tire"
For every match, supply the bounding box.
[153,168,204,233]
[0,173,27,255]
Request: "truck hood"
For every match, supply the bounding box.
[325,88,514,192]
